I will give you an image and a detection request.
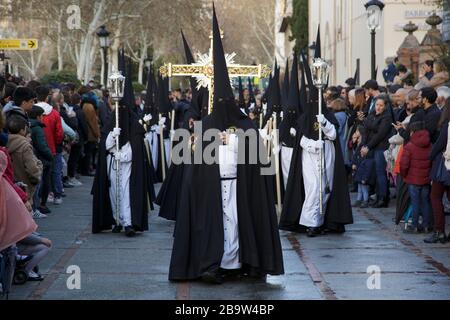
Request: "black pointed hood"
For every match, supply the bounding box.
[209,3,245,131]
[121,58,135,109]
[118,48,126,75]
[287,54,300,115]
[212,4,233,100]
[145,63,158,124]
[301,50,317,103]
[281,59,289,108]
[264,60,281,126]
[314,25,321,59]
[299,60,307,112]
[157,74,171,114]
[181,30,202,117]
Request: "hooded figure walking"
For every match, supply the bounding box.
[168,6,284,284]
[91,58,155,237]
[279,31,353,237]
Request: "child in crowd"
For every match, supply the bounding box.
[6,115,43,219]
[351,126,374,208]
[400,121,432,233]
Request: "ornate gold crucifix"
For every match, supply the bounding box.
[159,30,271,114]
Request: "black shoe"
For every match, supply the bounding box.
[307,227,323,238]
[201,271,223,284]
[63,183,74,189]
[372,199,388,208]
[360,201,369,208]
[112,225,123,233]
[421,227,433,234]
[125,226,136,237]
[403,225,419,234]
[38,206,51,214]
[351,200,362,208]
[424,231,446,244]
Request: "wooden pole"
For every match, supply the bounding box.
[114,101,121,225]
[272,114,282,218]
[159,114,166,181]
[169,109,175,164]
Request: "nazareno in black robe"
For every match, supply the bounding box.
[156,107,199,221]
[168,110,284,280]
[91,107,155,233]
[279,107,353,233]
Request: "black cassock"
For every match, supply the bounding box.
[168,116,284,281]
[279,111,353,233]
[91,108,155,233]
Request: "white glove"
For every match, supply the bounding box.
[272,144,281,156]
[314,140,324,150]
[290,128,297,137]
[158,117,166,126]
[143,114,152,122]
[112,127,121,138]
[316,114,326,125]
[280,111,284,119]
[170,130,175,140]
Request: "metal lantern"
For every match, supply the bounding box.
[365,0,385,31]
[311,58,330,89]
[108,70,125,101]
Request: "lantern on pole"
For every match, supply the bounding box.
[311,57,330,216]
[108,69,125,225]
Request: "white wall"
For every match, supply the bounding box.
[309,0,441,86]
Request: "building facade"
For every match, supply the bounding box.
[308,0,442,85]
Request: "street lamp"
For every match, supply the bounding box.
[97,25,111,86]
[365,0,384,80]
[311,57,330,217]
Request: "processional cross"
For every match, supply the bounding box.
[159,30,271,114]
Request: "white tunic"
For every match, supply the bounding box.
[106,132,133,227]
[281,146,293,190]
[218,134,241,270]
[299,120,336,228]
[146,125,171,171]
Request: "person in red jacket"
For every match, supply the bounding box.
[400,121,432,234]
[34,86,63,213]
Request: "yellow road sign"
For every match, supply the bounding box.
[0,39,39,50]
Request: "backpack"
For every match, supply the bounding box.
[443,123,450,170]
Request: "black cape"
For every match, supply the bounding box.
[91,108,155,233]
[168,116,284,280]
[279,111,353,233]
[156,107,199,221]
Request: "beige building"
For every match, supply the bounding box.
[309,0,442,85]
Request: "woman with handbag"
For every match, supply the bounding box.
[426,97,450,243]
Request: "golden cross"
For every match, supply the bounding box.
[159,31,271,114]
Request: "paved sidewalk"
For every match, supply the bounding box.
[7,179,450,300]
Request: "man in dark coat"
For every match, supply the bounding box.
[169,6,284,284]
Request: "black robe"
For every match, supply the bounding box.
[91,110,155,233]
[169,117,284,280]
[279,112,353,233]
[155,107,199,221]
